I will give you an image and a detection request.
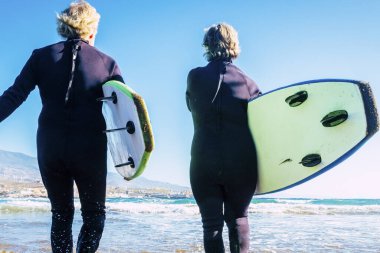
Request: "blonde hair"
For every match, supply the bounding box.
[203,23,241,62]
[56,0,100,40]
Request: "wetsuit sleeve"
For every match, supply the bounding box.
[110,61,124,83]
[247,78,261,100]
[186,92,191,112]
[186,70,194,112]
[0,50,38,122]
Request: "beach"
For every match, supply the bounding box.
[1,197,380,253]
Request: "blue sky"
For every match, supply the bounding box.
[0,1,379,198]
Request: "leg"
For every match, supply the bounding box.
[74,167,107,253]
[190,160,225,253]
[223,167,256,253]
[201,197,225,253]
[68,134,107,253]
[225,214,250,253]
[38,158,74,253]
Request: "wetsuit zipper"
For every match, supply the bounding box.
[65,42,80,104]
[214,61,227,133]
[63,41,80,165]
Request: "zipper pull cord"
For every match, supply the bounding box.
[211,62,228,103]
[65,43,80,104]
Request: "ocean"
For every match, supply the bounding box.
[1,197,380,253]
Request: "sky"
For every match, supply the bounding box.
[0,0,379,198]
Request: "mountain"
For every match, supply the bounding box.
[0,149,189,191]
[0,150,40,182]
[107,172,189,192]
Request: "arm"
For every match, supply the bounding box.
[186,69,195,112]
[0,50,38,122]
[186,91,191,112]
[109,61,124,83]
[247,77,261,100]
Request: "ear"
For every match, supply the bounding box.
[88,33,96,46]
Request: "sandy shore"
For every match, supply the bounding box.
[0,243,16,253]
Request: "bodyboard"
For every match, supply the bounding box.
[100,80,154,180]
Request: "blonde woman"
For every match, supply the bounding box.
[186,23,260,252]
[0,1,123,252]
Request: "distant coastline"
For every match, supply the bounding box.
[0,178,192,199]
[0,149,192,199]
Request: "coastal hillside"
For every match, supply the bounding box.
[0,149,40,183]
[107,172,189,192]
[0,149,190,197]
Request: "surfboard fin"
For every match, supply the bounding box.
[104,121,135,134]
[285,91,308,107]
[115,157,135,168]
[321,110,348,127]
[97,92,118,104]
[280,158,292,165]
[300,154,321,167]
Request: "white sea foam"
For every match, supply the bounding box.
[248,203,380,215]
[106,202,199,215]
[0,198,50,213]
[1,198,380,216]
[273,198,313,204]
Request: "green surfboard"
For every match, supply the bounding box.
[248,79,379,195]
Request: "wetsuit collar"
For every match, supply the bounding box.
[212,58,232,63]
[65,38,89,45]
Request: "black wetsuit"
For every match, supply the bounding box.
[0,39,123,253]
[186,59,260,253]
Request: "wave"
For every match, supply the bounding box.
[107,202,199,215]
[1,198,380,215]
[249,203,380,215]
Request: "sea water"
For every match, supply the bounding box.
[0,197,380,253]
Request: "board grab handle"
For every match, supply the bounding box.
[97,91,118,104]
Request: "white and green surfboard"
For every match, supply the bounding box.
[99,80,154,181]
[248,79,379,195]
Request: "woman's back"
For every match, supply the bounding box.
[33,39,122,133]
[187,59,260,164]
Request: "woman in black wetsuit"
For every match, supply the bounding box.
[186,23,261,253]
[0,1,123,252]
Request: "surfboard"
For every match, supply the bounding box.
[98,80,154,180]
[248,79,379,195]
